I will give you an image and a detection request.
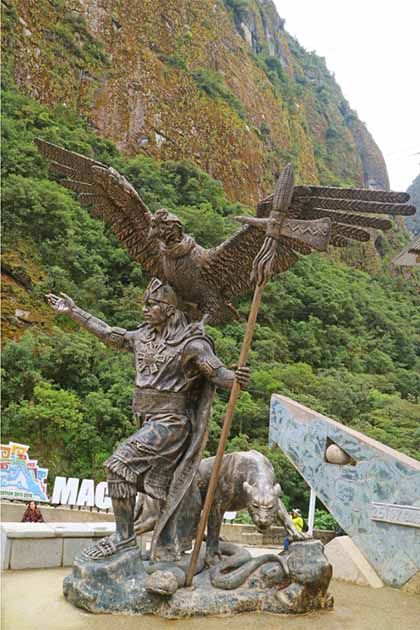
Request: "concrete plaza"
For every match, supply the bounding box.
[2,564,419,630]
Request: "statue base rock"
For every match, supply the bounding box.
[63,540,333,618]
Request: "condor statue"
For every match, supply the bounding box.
[36,138,415,324]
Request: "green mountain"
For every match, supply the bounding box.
[4,0,389,202]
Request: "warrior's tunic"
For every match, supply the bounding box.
[99,323,219,501]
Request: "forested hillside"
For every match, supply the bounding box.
[2,0,419,513]
[2,74,419,513]
[4,0,389,203]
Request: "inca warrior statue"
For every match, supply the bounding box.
[46,280,249,562]
[38,138,416,616]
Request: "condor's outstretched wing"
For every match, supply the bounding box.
[35,138,163,278]
[203,224,309,302]
[204,184,416,302]
[258,184,416,248]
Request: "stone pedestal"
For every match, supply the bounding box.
[63,547,159,614]
[63,540,333,618]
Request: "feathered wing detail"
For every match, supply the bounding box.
[35,139,163,278]
[331,224,370,242]
[209,182,416,303]
[296,185,410,203]
[205,180,416,299]
[36,138,417,317]
[258,184,415,245]
[301,208,392,230]
[204,226,264,299]
[204,225,301,301]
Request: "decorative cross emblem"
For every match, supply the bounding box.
[136,342,169,375]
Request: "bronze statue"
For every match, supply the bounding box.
[46,279,249,562]
[37,138,416,616]
[196,450,305,564]
[36,138,415,324]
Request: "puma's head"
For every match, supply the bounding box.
[243,481,281,532]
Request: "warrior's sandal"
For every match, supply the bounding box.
[83,534,137,560]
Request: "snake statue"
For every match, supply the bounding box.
[209,543,289,590]
[145,542,289,594]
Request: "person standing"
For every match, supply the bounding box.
[291,508,304,533]
[283,508,304,550]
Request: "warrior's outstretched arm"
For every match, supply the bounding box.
[183,338,249,389]
[46,293,134,351]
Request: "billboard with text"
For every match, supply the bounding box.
[0,441,49,502]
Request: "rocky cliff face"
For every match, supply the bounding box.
[406,175,420,235]
[3,0,389,203]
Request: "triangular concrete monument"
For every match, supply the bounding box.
[269,394,420,589]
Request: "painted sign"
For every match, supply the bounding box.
[0,441,112,509]
[0,441,49,502]
[371,502,420,528]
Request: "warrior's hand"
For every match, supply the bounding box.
[45,292,75,314]
[235,366,250,388]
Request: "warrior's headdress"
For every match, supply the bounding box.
[143,278,177,307]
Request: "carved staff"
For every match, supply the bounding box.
[186,165,320,585]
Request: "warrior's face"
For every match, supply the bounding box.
[150,209,184,247]
[143,298,174,329]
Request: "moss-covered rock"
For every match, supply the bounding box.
[3,0,389,203]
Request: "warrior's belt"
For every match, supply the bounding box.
[133,388,187,414]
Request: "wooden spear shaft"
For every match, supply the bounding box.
[185,281,265,586]
[185,164,294,587]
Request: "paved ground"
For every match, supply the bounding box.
[2,564,419,630]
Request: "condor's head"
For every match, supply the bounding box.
[149,208,186,249]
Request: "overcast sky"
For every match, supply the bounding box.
[274,0,420,191]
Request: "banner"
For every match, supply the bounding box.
[0,441,112,509]
[0,441,49,502]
